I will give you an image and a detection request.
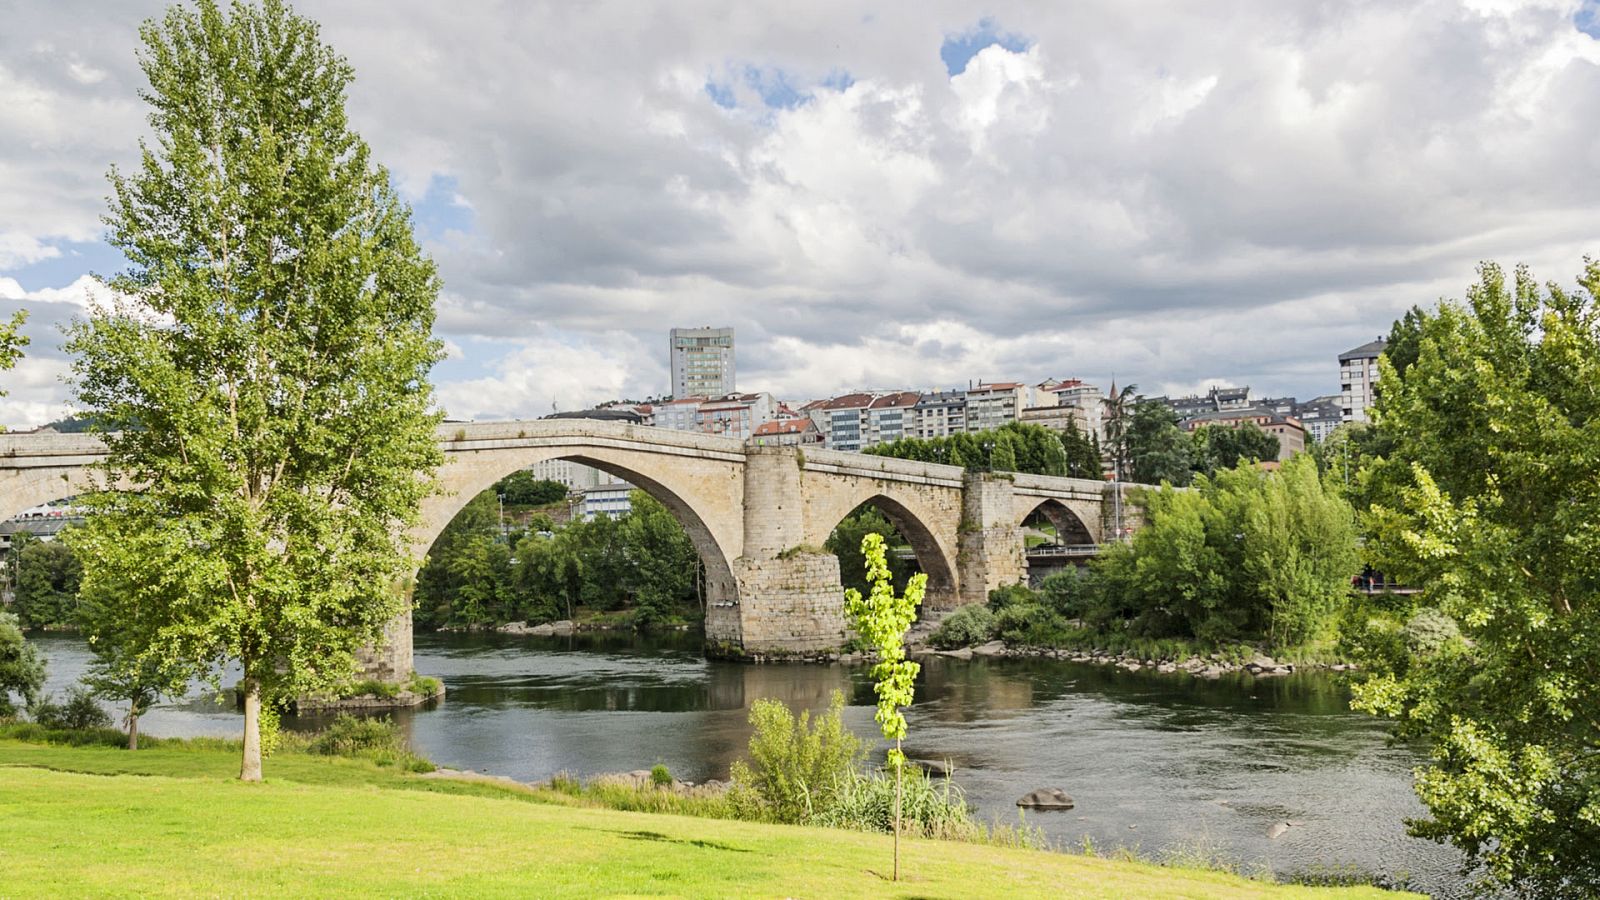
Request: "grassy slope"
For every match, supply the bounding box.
[0,740,1414,899]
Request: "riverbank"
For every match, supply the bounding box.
[916,639,1356,678]
[0,737,1415,898]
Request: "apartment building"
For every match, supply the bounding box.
[1339,338,1385,423]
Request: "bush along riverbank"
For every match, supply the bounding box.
[917,576,1364,678]
[912,456,1429,678]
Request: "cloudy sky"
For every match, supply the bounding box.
[2,0,1599,427]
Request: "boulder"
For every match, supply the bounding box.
[911,759,952,778]
[549,620,576,636]
[1016,788,1075,810]
[973,640,1008,657]
[498,621,532,635]
[530,623,555,637]
[1267,821,1291,839]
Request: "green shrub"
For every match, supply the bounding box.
[728,691,864,824]
[0,721,130,748]
[929,605,996,649]
[1403,607,1461,654]
[985,582,1035,612]
[811,768,1046,849]
[811,767,970,837]
[990,591,1070,647]
[31,686,113,731]
[308,714,401,756]
[341,679,400,700]
[1037,568,1103,619]
[650,763,672,787]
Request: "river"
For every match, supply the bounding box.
[29,629,1468,896]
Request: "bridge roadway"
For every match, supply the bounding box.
[0,420,1145,668]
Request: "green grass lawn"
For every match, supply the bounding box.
[0,739,1417,899]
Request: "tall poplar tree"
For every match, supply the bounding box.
[66,0,442,781]
[1355,261,1600,894]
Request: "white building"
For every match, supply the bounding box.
[805,393,877,452]
[912,391,966,439]
[964,382,1027,432]
[866,391,921,446]
[527,458,625,493]
[654,396,704,432]
[1339,338,1386,424]
[1041,380,1104,440]
[581,483,634,519]
[669,327,735,399]
[695,392,776,440]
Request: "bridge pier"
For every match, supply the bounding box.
[717,447,847,658]
[956,474,1027,606]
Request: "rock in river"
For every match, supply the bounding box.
[1016,788,1075,810]
[1267,821,1304,839]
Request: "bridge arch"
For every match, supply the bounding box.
[417,439,746,611]
[803,489,960,611]
[1019,498,1096,547]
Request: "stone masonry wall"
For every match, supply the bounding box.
[957,474,1025,605]
[356,607,413,683]
[730,552,846,656]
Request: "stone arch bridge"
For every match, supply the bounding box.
[0,420,1145,670]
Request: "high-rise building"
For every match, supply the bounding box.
[670,327,735,399]
[1339,338,1386,423]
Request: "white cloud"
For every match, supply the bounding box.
[1,0,1598,425]
[434,331,668,421]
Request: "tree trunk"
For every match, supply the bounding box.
[893,740,902,882]
[127,711,139,751]
[240,679,263,782]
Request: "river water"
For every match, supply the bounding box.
[29,630,1468,896]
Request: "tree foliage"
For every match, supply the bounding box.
[416,488,701,629]
[864,421,1080,477]
[1103,382,1139,481]
[0,309,26,407]
[65,0,443,781]
[1189,422,1279,479]
[493,471,568,507]
[1352,261,1600,895]
[1093,454,1359,649]
[12,539,83,630]
[1060,419,1103,479]
[826,505,914,599]
[0,611,45,718]
[842,531,927,881]
[1125,401,1192,486]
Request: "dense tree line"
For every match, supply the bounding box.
[947,454,1358,653]
[491,471,569,507]
[1115,402,1282,487]
[414,489,701,630]
[5,535,83,630]
[864,421,1101,478]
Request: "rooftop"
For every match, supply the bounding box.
[753,419,814,436]
[869,391,922,409]
[813,392,878,411]
[1182,405,1305,430]
[1339,338,1387,362]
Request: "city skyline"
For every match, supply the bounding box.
[3,1,1599,427]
